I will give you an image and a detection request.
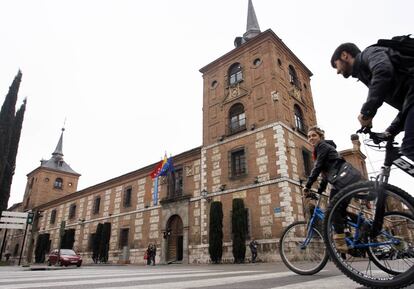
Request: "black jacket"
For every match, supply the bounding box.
[352,46,414,135]
[305,140,343,193]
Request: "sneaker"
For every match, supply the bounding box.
[393,236,407,251]
[334,233,348,253]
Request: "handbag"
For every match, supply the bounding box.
[144,252,148,260]
[329,162,361,189]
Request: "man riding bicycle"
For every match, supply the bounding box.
[331,40,414,161]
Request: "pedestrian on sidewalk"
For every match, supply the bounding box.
[249,239,258,263]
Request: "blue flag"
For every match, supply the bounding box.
[153,176,159,205]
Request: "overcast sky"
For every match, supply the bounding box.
[1,0,413,207]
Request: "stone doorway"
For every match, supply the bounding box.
[166,215,183,263]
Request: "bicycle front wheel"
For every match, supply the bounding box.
[279,221,328,275]
[366,211,414,275]
[324,181,414,289]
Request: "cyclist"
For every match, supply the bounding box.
[331,41,414,162]
[304,126,362,253]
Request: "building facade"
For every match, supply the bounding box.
[1,0,367,265]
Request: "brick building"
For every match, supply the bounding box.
[0,0,367,265]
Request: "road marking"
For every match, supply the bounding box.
[0,270,274,289]
[0,269,217,283]
[90,272,295,289]
[269,275,358,288]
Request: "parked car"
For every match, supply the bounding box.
[47,249,82,267]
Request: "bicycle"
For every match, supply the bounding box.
[279,190,411,276]
[323,128,414,289]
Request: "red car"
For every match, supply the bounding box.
[47,249,82,267]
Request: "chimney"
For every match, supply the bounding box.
[351,134,361,151]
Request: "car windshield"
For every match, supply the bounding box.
[60,249,77,256]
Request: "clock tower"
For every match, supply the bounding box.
[22,128,80,210]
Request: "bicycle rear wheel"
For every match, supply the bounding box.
[324,181,414,289]
[279,221,328,275]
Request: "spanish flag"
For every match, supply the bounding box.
[150,155,167,179]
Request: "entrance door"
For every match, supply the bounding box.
[166,215,183,262]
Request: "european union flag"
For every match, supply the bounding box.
[158,157,174,176]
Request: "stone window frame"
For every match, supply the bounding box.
[228,146,248,179]
[294,104,307,136]
[123,187,132,208]
[167,167,184,198]
[50,209,57,224]
[119,228,130,249]
[288,64,301,89]
[68,203,77,220]
[93,196,101,214]
[228,103,247,135]
[228,62,243,86]
[54,178,63,190]
[301,147,313,177]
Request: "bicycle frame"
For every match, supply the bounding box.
[303,191,402,251]
[345,211,402,250]
[302,196,325,248]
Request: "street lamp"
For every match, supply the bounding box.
[201,189,212,202]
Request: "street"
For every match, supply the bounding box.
[1,262,413,289]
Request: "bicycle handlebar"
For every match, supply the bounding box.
[356,127,394,144]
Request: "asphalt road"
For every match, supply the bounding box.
[0,262,413,289]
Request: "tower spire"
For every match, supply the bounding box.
[243,0,261,40]
[52,127,64,159]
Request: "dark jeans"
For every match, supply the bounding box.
[330,188,353,235]
[401,104,414,162]
[251,251,257,262]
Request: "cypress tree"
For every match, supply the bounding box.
[0,70,23,213]
[208,201,223,263]
[232,198,247,263]
[0,99,26,213]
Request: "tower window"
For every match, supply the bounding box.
[69,204,76,219]
[54,178,63,189]
[294,104,306,135]
[253,58,262,66]
[288,65,301,88]
[211,80,218,88]
[277,58,282,66]
[302,148,312,177]
[228,63,243,86]
[229,147,247,178]
[229,103,246,134]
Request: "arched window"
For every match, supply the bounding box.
[288,65,300,88]
[228,63,243,85]
[294,104,306,135]
[54,178,63,189]
[229,103,246,134]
